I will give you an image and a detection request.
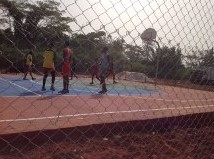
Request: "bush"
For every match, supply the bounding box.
[0,45,26,73]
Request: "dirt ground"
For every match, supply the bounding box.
[1,126,214,159]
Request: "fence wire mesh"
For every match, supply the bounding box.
[0,0,214,158]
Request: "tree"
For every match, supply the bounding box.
[154,46,184,79]
[108,38,127,72]
[124,43,158,75]
[125,44,145,61]
[200,48,214,67]
[0,0,74,48]
[0,28,14,45]
[70,31,108,73]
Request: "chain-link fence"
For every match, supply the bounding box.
[0,0,214,158]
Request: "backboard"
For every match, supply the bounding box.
[141,28,157,42]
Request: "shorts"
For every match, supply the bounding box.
[43,67,55,74]
[62,63,71,76]
[92,71,99,76]
[25,64,32,72]
[100,68,108,78]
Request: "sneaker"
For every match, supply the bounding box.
[98,89,107,94]
[58,89,69,94]
[32,77,36,80]
[90,82,94,85]
[64,89,69,94]
[41,87,46,91]
[113,81,118,84]
[50,86,55,91]
[58,90,65,94]
[23,77,27,80]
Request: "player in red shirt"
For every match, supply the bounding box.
[90,58,100,84]
[59,41,72,94]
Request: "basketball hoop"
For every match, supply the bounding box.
[141,28,157,44]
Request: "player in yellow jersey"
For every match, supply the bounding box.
[41,43,56,91]
[23,51,36,80]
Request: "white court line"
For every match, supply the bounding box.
[0,77,41,96]
[2,90,214,103]
[123,95,214,103]
[0,104,214,123]
[104,94,214,103]
[2,78,214,102]
[30,79,98,93]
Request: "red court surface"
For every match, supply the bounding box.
[1,78,214,135]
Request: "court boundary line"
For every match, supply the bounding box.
[1,77,214,103]
[0,77,41,97]
[1,76,159,97]
[0,104,213,123]
[1,93,214,103]
[30,78,98,93]
[30,78,157,94]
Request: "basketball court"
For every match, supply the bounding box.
[1,74,214,135]
[1,27,213,136]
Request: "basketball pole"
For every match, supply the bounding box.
[141,28,159,86]
[141,28,161,86]
[152,40,160,86]
[141,39,160,86]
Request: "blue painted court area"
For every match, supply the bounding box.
[0,76,159,97]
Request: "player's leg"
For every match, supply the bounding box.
[59,75,69,94]
[23,65,29,80]
[42,69,48,91]
[99,70,107,93]
[65,64,70,93]
[59,63,70,94]
[23,72,28,80]
[65,75,69,93]
[99,72,103,85]
[94,70,100,82]
[100,78,107,93]
[58,75,66,93]
[96,73,100,81]
[29,66,36,80]
[112,71,117,84]
[90,74,94,84]
[50,70,55,91]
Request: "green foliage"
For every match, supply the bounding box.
[200,48,214,67]
[130,62,145,73]
[0,0,196,81]
[0,29,14,46]
[176,67,192,80]
[0,0,74,48]
[156,46,184,79]
[0,44,26,71]
[125,44,145,62]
